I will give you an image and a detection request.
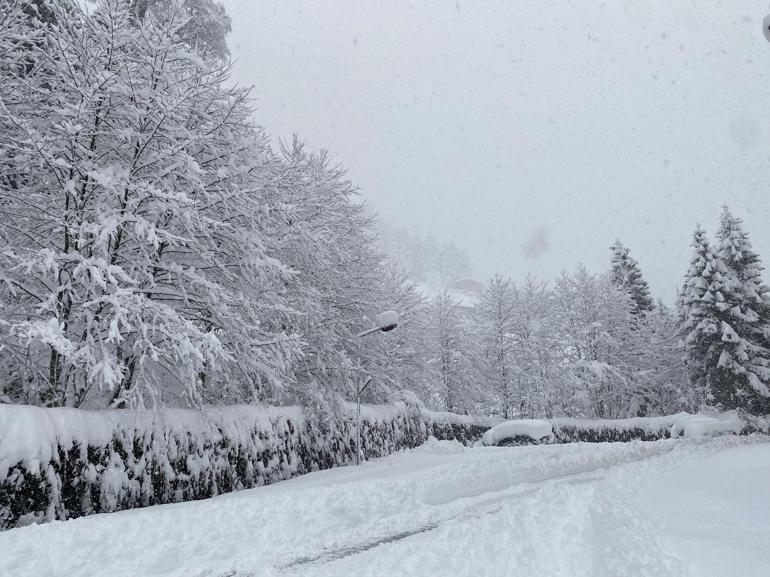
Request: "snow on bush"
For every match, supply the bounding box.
[481,411,765,446]
[0,403,489,529]
[422,409,498,445]
[668,412,744,438]
[552,411,754,443]
[482,420,554,446]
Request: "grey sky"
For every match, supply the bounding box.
[221,0,770,302]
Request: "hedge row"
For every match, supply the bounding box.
[0,403,493,530]
[551,422,672,444]
[489,412,770,446]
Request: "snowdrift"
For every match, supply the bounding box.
[0,403,493,529]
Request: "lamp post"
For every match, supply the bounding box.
[355,310,399,465]
[355,376,373,465]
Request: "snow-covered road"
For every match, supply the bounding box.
[1,436,768,577]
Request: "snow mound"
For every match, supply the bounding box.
[413,436,466,455]
[482,419,554,446]
[669,412,743,438]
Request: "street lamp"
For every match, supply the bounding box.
[356,310,398,338]
[354,310,399,465]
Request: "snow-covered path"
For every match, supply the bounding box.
[1,436,768,577]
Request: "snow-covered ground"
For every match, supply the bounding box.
[1,436,768,577]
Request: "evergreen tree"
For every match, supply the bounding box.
[610,240,654,317]
[707,208,770,412]
[677,226,720,404]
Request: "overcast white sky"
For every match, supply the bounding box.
[220,0,770,302]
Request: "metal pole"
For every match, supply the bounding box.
[356,376,372,466]
[356,389,361,465]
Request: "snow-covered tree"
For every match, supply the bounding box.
[632,302,692,415]
[0,0,299,408]
[610,240,654,317]
[707,208,770,412]
[507,275,557,418]
[475,275,517,417]
[552,266,637,418]
[677,226,719,405]
[130,0,232,61]
[266,138,393,407]
[423,291,479,412]
[437,241,472,287]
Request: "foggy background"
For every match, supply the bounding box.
[220,0,770,302]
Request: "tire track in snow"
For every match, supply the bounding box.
[276,444,675,573]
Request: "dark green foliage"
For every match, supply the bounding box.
[678,210,770,414]
[0,407,488,530]
[496,435,548,447]
[429,422,488,445]
[552,425,670,443]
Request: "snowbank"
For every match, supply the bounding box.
[482,420,554,446]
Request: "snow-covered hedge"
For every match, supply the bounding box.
[551,412,747,443]
[482,411,766,446]
[0,403,493,530]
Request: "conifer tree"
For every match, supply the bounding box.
[610,241,654,317]
[707,208,770,412]
[677,226,720,404]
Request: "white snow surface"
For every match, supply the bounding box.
[482,419,553,445]
[1,435,768,577]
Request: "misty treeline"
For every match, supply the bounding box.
[379,224,472,289]
[1,1,769,419]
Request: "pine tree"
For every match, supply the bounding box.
[610,240,654,317]
[677,226,720,405]
[706,208,770,412]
